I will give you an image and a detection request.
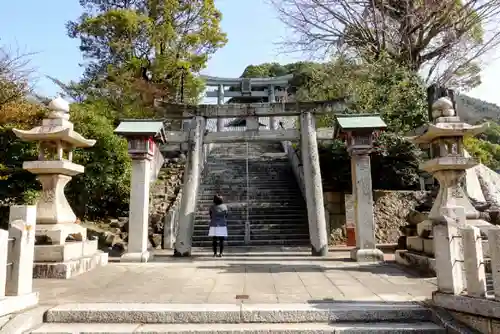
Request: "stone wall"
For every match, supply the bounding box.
[84,154,186,256]
[324,192,346,245]
[148,156,186,248]
[324,191,432,245]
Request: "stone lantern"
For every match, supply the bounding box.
[334,114,387,262]
[12,97,108,278]
[409,97,489,232]
[114,120,166,262]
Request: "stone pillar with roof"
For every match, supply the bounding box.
[334,114,387,262]
[115,120,166,262]
[13,97,108,278]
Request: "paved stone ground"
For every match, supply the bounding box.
[33,250,437,306]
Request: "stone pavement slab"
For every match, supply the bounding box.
[33,251,437,305]
[31,322,446,333]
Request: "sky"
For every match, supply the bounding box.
[0,0,500,105]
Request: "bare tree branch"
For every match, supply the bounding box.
[270,0,500,89]
[0,43,37,109]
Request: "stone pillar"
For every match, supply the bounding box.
[174,116,205,256]
[348,149,384,262]
[7,205,36,296]
[121,158,152,263]
[300,111,328,256]
[268,84,278,130]
[217,84,224,132]
[0,229,8,297]
[434,206,466,294]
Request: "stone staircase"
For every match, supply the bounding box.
[28,302,446,333]
[193,142,310,247]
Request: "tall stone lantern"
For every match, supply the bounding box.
[114,120,166,263]
[334,114,387,262]
[409,97,489,229]
[13,97,108,278]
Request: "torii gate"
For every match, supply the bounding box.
[115,101,387,263]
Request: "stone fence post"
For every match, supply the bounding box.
[0,229,8,298]
[433,206,466,295]
[6,205,37,296]
[461,225,486,298]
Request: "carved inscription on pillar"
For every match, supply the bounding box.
[355,154,372,199]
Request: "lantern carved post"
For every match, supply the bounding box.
[334,114,386,262]
[114,120,166,262]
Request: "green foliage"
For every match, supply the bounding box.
[66,102,131,219]
[238,57,427,190]
[370,132,422,189]
[67,0,227,116]
[301,55,428,134]
[464,121,500,171]
[229,61,322,103]
[272,0,497,90]
[319,133,422,191]
[22,189,40,206]
[0,124,40,204]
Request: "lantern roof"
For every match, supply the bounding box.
[12,97,96,148]
[335,114,387,131]
[114,120,167,143]
[409,122,489,144]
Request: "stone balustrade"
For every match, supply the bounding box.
[432,205,500,332]
[0,205,39,317]
[163,189,183,249]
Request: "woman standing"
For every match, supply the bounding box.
[208,194,228,257]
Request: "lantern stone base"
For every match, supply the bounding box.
[350,247,384,262]
[32,240,108,279]
[35,223,87,246]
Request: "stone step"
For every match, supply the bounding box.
[196,209,307,215]
[31,322,445,333]
[199,187,302,191]
[197,200,305,205]
[193,226,309,239]
[193,222,308,229]
[195,217,307,225]
[200,184,299,188]
[197,199,304,203]
[203,169,293,173]
[194,219,308,224]
[201,177,297,182]
[192,239,310,246]
[204,168,292,171]
[198,194,303,198]
[197,205,306,211]
[192,234,310,242]
[199,185,301,190]
[199,188,301,192]
[41,302,437,324]
[194,223,308,229]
